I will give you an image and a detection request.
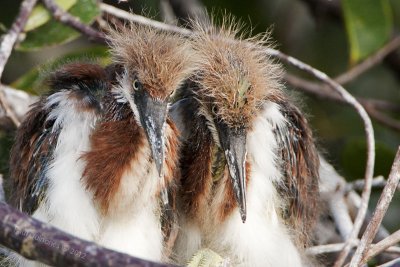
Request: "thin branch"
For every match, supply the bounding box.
[0,202,174,267]
[0,84,37,130]
[363,104,400,132]
[100,3,192,36]
[285,74,400,131]
[306,242,359,256]
[306,242,400,256]
[351,147,400,266]
[42,0,106,44]
[335,36,400,85]
[345,176,388,193]
[365,230,400,264]
[0,86,20,127]
[0,0,38,78]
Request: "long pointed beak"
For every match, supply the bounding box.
[134,91,168,177]
[218,124,247,223]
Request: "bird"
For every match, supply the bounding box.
[171,20,320,267]
[79,24,193,262]
[8,24,194,265]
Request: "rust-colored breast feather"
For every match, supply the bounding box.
[275,99,320,247]
[82,112,145,215]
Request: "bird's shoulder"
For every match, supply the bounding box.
[8,62,109,214]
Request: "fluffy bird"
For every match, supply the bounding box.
[82,25,193,261]
[172,22,320,266]
[8,24,193,265]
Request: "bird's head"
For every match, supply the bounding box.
[191,20,283,222]
[108,24,194,178]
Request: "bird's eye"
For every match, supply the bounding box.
[211,105,218,115]
[132,79,140,90]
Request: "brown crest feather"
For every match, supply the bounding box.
[190,17,283,127]
[107,23,195,99]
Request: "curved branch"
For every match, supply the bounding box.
[0,202,175,267]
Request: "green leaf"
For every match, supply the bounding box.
[342,0,393,63]
[12,46,110,95]
[24,0,77,32]
[18,0,100,51]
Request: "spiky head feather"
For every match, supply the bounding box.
[191,17,284,127]
[107,23,195,99]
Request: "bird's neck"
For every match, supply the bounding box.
[179,114,251,223]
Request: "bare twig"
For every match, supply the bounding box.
[306,242,400,256]
[100,3,192,35]
[365,230,400,264]
[0,202,174,267]
[42,0,106,44]
[0,87,20,127]
[307,242,359,256]
[350,148,400,266]
[345,176,387,193]
[0,85,37,129]
[0,0,38,78]
[285,74,400,131]
[335,36,400,85]
[363,104,400,132]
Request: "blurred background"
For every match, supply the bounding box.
[0,0,399,231]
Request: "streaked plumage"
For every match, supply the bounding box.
[172,20,319,267]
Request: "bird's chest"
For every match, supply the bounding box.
[107,144,160,218]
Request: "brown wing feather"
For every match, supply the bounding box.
[274,99,320,248]
[8,100,55,213]
[8,62,107,214]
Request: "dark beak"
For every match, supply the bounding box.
[135,91,168,176]
[217,123,247,223]
[134,90,168,183]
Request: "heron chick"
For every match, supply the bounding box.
[8,24,194,265]
[172,19,320,267]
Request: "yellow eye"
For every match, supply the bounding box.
[132,80,140,90]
